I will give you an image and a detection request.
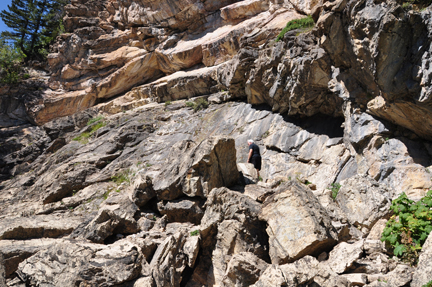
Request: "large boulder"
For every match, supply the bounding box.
[70,193,139,243]
[195,187,269,286]
[17,239,143,286]
[152,137,239,200]
[150,231,200,287]
[336,175,391,229]
[259,181,338,264]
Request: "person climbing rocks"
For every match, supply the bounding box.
[247,139,261,181]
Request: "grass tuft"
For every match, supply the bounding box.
[276,15,315,42]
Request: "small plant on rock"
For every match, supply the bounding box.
[185,98,209,112]
[87,115,104,126]
[422,280,432,287]
[190,230,199,236]
[276,15,315,42]
[381,191,432,265]
[111,169,132,185]
[73,119,106,144]
[329,183,341,199]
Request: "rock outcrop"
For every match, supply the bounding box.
[2,0,432,286]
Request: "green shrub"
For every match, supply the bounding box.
[329,183,341,199]
[165,101,172,106]
[190,230,199,236]
[73,120,106,144]
[276,15,315,42]
[185,98,209,112]
[0,40,24,85]
[111,169,132,185]
[381,191,432,265]
[87,115,104,126]
[422,280,432,287]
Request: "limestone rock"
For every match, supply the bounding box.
[132,175,156,207]
[327,240,364,274]
[0,215,83,240]
[150,231,200,287]
[157,198,204,225]
[17,239,143,286]
[0,238,60,278]
[259,181,338,264]
[412,232,432,287]
[198,187,269,286]
[222,252,268,287]
[336,175,391,229]
[70,194,139,243]
[153,137,239,200]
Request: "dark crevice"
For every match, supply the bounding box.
[287,114,344,138]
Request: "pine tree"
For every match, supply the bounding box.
[0,0,66,62]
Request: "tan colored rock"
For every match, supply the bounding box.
[336,175,391,229]
[150,231,200,287]
[0,215,83,240]
[259,181,337,264]
[17,239,143,286]
[0,238,60,278]
[327,240,364,274]
[221,0,269,21]
[340,273,367,286]
[222,252,268,287]
[71,193,139,243]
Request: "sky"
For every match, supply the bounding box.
[0,0,12,34]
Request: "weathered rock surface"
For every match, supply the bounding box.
[0,215,83,240]
[17,239,143,286]
[259,181,338,264]
[327,240,364,274]
[336,175,391,229]
[152,136,239,200]
[5,2,432,282]
[412,232,432,287]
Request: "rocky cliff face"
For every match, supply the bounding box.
[2,0,432,286]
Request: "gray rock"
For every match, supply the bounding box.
[412,232,432,287]
[17,239,142,286]
[222,252,268,287]
[152,137,239,200]
[259,181,338,264]
[336,175,391,229]
[70,194,139,243]
[0,238,60,278]
[150,231,200,287]
[157,198,204,225]
[132,175,156,207]
[0,252,5,286]
[0,215,83,240]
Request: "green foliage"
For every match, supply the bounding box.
[381,191,432,265]
[0,0,67,61]
[329,183,341,199]
[404,0,432,6]
[190,230,199,236]
[111,169,132,185]
[73,120,106,144]
[0,39,24,85]
[422,280,432,287]
[164,101,172,106]
[185,98,209,112]
[276,15,315,42]
[87,115,104,126]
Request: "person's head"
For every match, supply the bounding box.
[247,139,254,145]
